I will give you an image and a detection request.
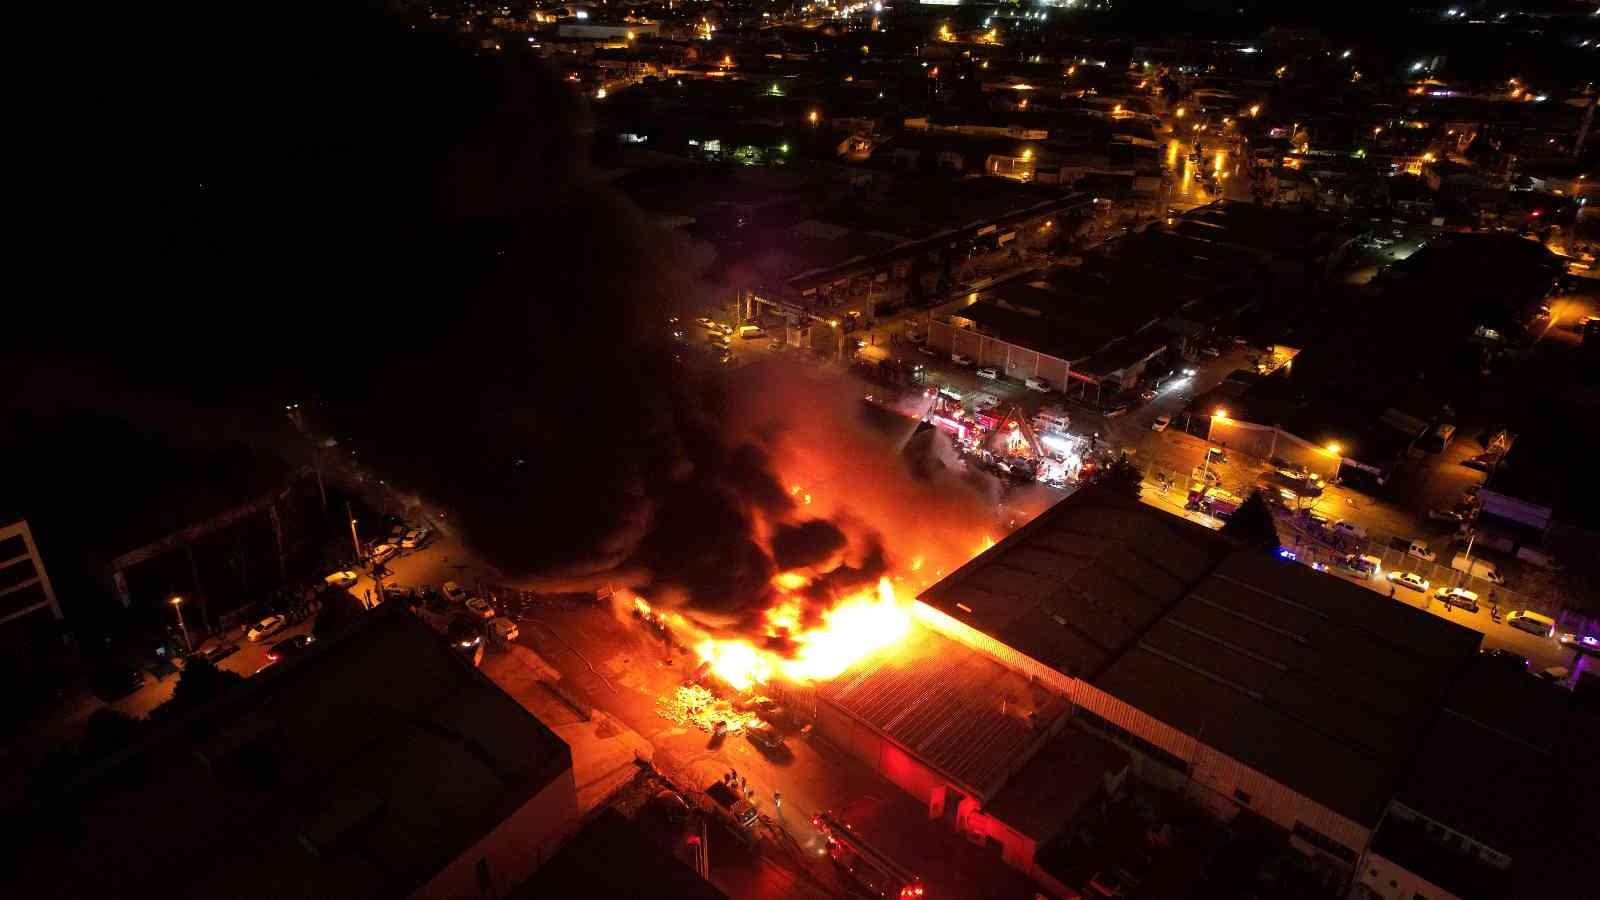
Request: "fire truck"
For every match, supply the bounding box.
[813,811,926,899]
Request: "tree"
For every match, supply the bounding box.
[1222,490,1281,555]
[154,656,243,720]
[1094,453,1144,500]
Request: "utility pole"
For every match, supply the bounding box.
[346,502,362,563]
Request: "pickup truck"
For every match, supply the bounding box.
[706,781,760,836]
[1386,537,1436,562]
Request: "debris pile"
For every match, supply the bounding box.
[657,683,764,734]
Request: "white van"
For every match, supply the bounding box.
[738,324,766,340]
[1450,553,1504,585]
[1331,520,1367,540]
[1025,376,1052,392]
[1507,610,1555,639]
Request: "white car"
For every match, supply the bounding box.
[370,543,397,564]
[976,367,999,380]
[1151,415,1170,432]
[465,597,496,621]
[973,393,1000,411]
[1435,587,1479,611]
[905,331,926,344]
[951,353,974,367]
[400,528,432,550]
[1387,571,1429,593]
[246,615,287,642]
[487,617,520,642]
[441,581,468,604]
[1024,376,1051,392]
[323,570,359,589]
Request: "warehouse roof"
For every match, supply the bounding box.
[1391,653,1568,855]
[920,487,1486,828]
[818,624,1069,801]
[1098,550,1481,825]
[919,488,1231,681]
[509,808,728,900]
[984,725,1129,845]
[33,605,573,900]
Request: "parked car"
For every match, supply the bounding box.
[447,616,484,666]
[695,317,718,331]
[905,330,926,344]
[973,393,1001,411]
[1139,388,1158,402]
[1330,520,1367,540]
[89,664,145,700]
[369,543,397,564]
[745,722,787,754]
[1151,415,1170,432]
[487,617,520,643]
[1427,507,1467,524]
[1104,403,1128,418]
[1343,554,1381,579]
[1024,376,1051,392]
[1197,345,1222,358]
[976,367,999,380]
[1387,571,1429,593]
[267,634,316,662]
[1481,648,1529,669]
[324,570,359,589]
[465,597,496,620]
[1435,587,1479,612]
[917,344,938,357]
[951,353,974,367]
[246,615,287,642]
[1463,452,1502,471]
[441,581,468,604]
[400,528,432,550]
[768,340,786,352]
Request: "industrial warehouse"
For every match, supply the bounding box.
[775,486,1594,900]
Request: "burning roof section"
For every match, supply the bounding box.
[817,624,1070,803]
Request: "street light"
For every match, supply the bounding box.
[1213,408,1228,419]
[1325,442,1342,455]
[170,595,192,653]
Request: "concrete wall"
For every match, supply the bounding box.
[817,698,951,807]
[413,766,579,900]
[925,323,1074,387]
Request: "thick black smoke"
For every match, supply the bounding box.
[21,6,1017,642]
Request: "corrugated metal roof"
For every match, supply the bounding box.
[818,626,1069,800]
[919,489,1230,680]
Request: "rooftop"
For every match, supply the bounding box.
[508,808,728,900]
[1096,550,1484,826]
[1393,654,1569,854]
[921,487,1486,827]
[31,605,572,900]
[919,488,1231,681]
[983,725,1129,845]
[817,624,1070,801]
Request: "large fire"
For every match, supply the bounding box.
[697,576,911,691]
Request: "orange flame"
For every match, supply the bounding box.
[696,578,911,690]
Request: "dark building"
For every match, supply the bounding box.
[25,604,577,899]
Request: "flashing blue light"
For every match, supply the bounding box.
[1278,548,1297,561]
